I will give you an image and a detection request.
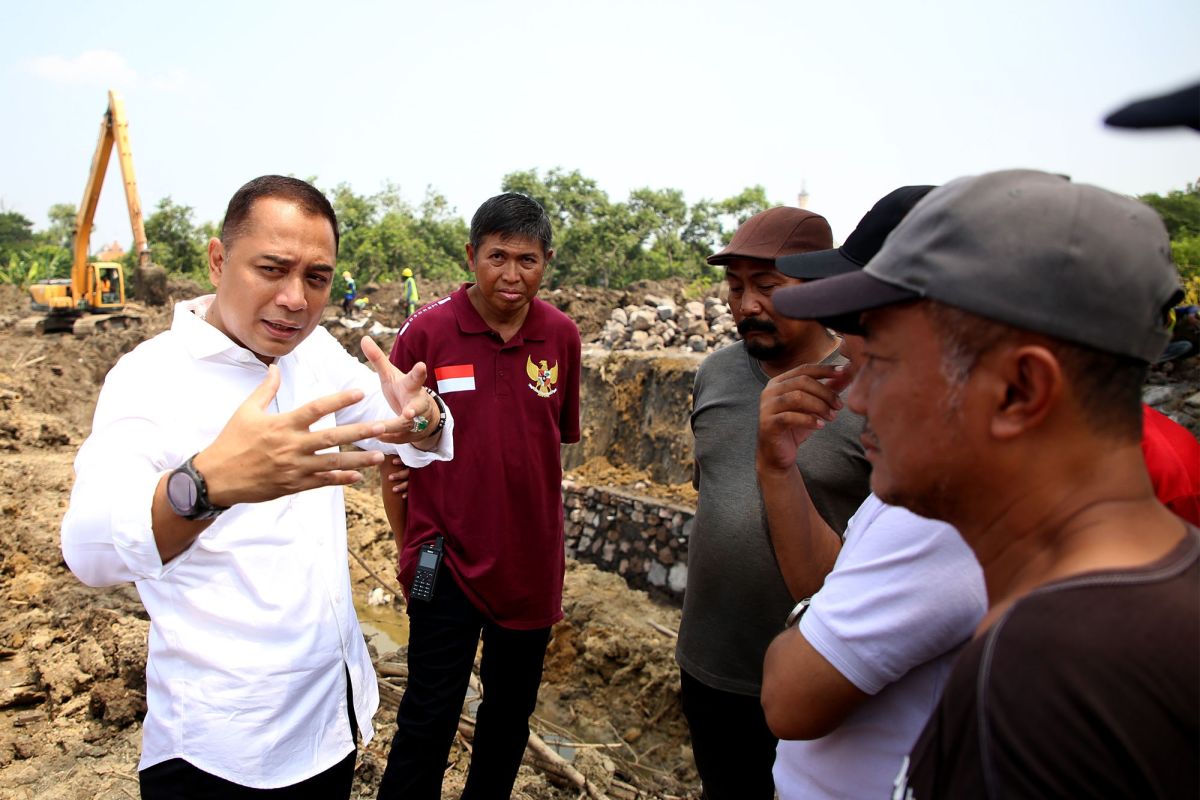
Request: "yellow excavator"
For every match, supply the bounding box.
[19,90,163,335]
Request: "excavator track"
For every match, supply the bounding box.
[15,315,48,336]
[72,312,141,337]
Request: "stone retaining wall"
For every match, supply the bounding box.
[562,480,694,605]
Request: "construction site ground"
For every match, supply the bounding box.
[4,276,1195,799]
[0,281,699,799]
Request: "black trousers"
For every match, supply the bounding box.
[679,668,778,800]
[377,576,551,800]
[139,668,358,799]
[139,749,355,800]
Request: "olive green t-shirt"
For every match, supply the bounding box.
[676,341,870,695]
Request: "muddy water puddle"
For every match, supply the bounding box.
[356,598,410,654]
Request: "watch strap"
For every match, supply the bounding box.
[171,454,228,521]
[785,597,812,629]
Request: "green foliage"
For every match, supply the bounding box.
[42,203,77,250]
[1139,184,1200,241]
[1141,184,1200,304]
[0,211,36,263]
[1,171,784,293]
[718,186,772,229]
[1171,234,1200,305]
[0,245,70,287]
[501,168,778,287]
[330,182,470,289]
[143,197,208,276]
[683,272,718,300]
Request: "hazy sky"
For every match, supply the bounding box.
[2,0,1197,253]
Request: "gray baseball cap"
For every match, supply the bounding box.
[772,169,1182,363]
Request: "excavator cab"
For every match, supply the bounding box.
[92,263,125,308]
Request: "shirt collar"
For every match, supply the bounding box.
[173,295,286,367]
[450,283,547,342]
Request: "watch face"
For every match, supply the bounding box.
[167,469,198,515]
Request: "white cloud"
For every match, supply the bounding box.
[27,50,138,87]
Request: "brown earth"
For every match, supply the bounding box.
[0,283,698,799]
[7,274,1192,799]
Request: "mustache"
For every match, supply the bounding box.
[737,318,778,335]
[861,421,880,449]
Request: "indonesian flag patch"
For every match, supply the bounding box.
[435,364,475,394]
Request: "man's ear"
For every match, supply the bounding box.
[464,242,476,273]
[207,238,225,288]
[988,345,1063,440]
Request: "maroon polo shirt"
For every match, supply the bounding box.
[389,284,581,629]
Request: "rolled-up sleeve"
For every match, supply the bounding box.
[325,329,455,466]
[350,398,455,466]
[61,395,178,587]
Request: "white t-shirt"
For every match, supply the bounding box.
[61,296,454,788]
[773,494,986,800]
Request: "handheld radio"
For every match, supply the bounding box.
[410,535,443,602]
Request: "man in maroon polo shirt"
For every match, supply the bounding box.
[377,192,581,800]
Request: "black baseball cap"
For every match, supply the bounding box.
[772,170,1182,363]
[776,186,936,281]
[1104,81,1200,131]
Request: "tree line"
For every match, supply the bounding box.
[2,174,1196,302]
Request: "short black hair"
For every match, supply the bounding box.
[469,193,552,256]
[924,301,1145,442]
[220,175,339,253]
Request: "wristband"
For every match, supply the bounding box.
[423,387,447,438]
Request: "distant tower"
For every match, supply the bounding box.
[797,180,810,209]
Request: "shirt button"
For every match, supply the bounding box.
[499,370,506,377]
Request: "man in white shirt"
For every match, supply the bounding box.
[61,175,454,798]
[757,187,986,799]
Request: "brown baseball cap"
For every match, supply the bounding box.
[707,207,833,266]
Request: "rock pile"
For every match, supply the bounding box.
[1144,357,1200,436]
[597,292,737,353]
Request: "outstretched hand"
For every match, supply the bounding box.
[361,337,439,445]
[757,363,853,473]
[196,365,394,507]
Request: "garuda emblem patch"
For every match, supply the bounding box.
[525,356,560,398]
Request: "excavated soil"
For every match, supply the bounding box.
[0,283,698,799]
[8,274,1192,799]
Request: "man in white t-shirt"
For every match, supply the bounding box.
[757,187,986,799]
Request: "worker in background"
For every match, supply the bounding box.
[402,267,419,318]
[342,270,357,316]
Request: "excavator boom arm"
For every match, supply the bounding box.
[71,90,152,302]
[109,92,151,268]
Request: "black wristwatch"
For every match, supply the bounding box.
[166,454,228,520]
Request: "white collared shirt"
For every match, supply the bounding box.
[61,296,454,788]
